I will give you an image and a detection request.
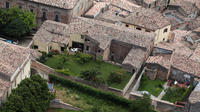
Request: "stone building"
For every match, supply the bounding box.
[94,5,171,44]
[130,0,169,11]
[0,0,93,28]
[169,0,199,18]
[0,41,31,106]
[188,82,200,112]
[33,17,155,74]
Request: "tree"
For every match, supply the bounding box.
[0,75,54,112]
[0,7,36,39]
[81,69,101,82]
[2,18,29,38]
[130,94,154,112]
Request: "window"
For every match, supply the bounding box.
[98,50,101,53]
[149,4,151,8]
[81,35,84,39]
[145,30,150,32]
[33,45,38,49]
[55,15,59,22]
[61,47,65,52]
[15,80,17,87]
[19,5,22,9]
[30,9,34,13]
[86,46,90,51]
[6,91,9,98]
[85,38,90,42]
[126,24,129,27]
[42,12,46,20]
[164,28,168,33]
[6,2,9,8]
[136,27,142,30]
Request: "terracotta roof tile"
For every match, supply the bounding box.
[29,0,78,9]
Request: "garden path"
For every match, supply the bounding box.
[157,82,169,100]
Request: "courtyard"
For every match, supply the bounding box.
[138,75,165,97]
[42,53,132,89]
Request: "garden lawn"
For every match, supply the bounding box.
[53,84,129,112]
[44,54,132,89]
[48,108,78,112]
[138,75,165,97]
[162,86,192,103]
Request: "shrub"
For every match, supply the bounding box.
[56,69,74,76]
[162,86,193,103]
[49,74,131,107]
[37,52,47,63]
[49,74,155,112]
[107,70,126,83]
[47,51,59,57]
[80,69,101,82]
[76,53,92,64]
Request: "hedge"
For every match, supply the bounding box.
[49,74,132,107]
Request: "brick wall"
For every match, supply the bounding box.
[49,99,81,111]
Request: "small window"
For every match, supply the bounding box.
[19,5,22,9]
[98,50,101,53]
[145,30,150,32]
[34,45,38,49]
[42,12,46,20]
[61,47,65,52]
[126,24,129,27]
[6,2,9,8]
[86,46,90,51]
[30,9,34,13]
[164,28,168,33]
[81,35,84,39]
[85,38,90,42]
[149,4,151,8]
[136,27,142,30]
[55,15,59,22]
[15,80,17,87]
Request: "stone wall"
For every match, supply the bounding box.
[129,92,185,112]
[122,72,137,95]
[50,99,81,111]
[145,64,168,81]
[109,40,132,64]
[132,68,145,91]
[31,60,123,96]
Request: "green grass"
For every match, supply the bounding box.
[138,75,165,97]
[53,83,129,112]
[48,108,78,112]
[162,85,192,103]
[44,54,132,89]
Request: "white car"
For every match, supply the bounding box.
[71,48,78,52]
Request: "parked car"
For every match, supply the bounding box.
[70,48,81,52]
